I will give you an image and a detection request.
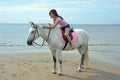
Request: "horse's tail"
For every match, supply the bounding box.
[83,43,89,69]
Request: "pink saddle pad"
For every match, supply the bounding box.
[59,29,78,43]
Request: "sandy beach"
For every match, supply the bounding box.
[0,53,120,80]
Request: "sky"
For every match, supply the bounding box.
[0,0,120,24]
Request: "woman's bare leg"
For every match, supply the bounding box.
[65,28,72,46]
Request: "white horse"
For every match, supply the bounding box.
[27,22,89,75]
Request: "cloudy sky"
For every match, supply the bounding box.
[0,0,120,24]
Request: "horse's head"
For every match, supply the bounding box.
[27,22,55,46]
[27,21,40,45]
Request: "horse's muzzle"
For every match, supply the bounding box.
[27,40,32,45]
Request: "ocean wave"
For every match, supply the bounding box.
[0,44,27,47]
[0,43,25,47]
[89,44,120,46]
[0,43,120,47]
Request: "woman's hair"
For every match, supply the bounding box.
[49,9,63,20]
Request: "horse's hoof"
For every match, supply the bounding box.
[58,72,62,76]
[77,68,82,72]
[52,70,57,74]
[78,69,82,72]
[52,72,57,74]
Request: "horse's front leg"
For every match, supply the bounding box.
[57,49,62,75]
[50,48,57,74]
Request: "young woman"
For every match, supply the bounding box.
[43,9,72,47]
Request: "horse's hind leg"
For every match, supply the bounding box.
[77,44,89,71]
[77,46,83,71]
[50,48,57,74]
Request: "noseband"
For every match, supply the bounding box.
[32,25,51,48]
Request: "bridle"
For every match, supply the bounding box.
[31,24,51,48]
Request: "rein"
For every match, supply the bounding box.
[32,25,51,48]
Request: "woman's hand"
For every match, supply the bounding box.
[42,25,54,29]
[42,26,47,29]
[42,26,51,29]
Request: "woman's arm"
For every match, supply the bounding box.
[42,22,58,29]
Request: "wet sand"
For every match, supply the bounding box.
[0,53,120,80]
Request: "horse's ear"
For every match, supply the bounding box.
[31,21,34,25]
[29,21,35,28]
[30,21,34,25]
[29,21,32,24]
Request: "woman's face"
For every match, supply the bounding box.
[50,12,56,19]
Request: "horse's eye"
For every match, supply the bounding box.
[31,31,34,33]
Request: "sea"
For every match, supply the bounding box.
[0,23,120,66]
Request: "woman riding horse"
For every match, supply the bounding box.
[42,9,72,47]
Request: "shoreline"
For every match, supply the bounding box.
[0,49,120,66]
[0,52,120,66]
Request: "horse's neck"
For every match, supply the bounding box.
[38,26,59,41]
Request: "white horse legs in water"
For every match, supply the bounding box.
[27,22,89,75]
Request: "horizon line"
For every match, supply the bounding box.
[0,23,120,25]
